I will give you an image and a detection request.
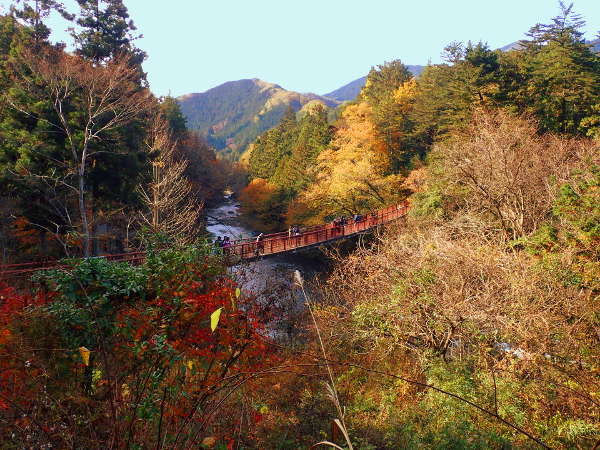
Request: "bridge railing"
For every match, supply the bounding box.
[225,202,408,259]
[0,202,409,280]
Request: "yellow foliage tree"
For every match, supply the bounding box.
[301,102,406,220]
[393,78,417,115]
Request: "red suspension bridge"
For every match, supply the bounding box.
[0,202,409,281]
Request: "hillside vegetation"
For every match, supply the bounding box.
[0,6,243,261]
[241,5,600,234]
[323,64,425,102]
[274,109,599,448]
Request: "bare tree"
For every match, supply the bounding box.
[8,48,152,256]
[137,113,201,245]
[440,109,591,240]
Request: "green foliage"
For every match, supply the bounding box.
[71,0,146,65]
[499,4,600,135]
[361,60,417,171]
[244,105,333,228]
[270,105,332,192]
[9,0,72,45]
[248,106,298,180]
[523,163,600,291]
[34,241,224,350]
[38,257,148,349]
[552,165,600,253]
[362,60,412,104]
[410,186,445,219]
[159,95,188,138]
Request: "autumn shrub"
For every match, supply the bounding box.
[0,244,275,449]
[296,217,598,448]
[412,109,598,241]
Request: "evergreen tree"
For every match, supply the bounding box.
[248,106,298,180]
[514,2,600,134]
[9,0,72,45]
[70,0,146,65]
[271,105,331,193]
[359,60,415,173]
[361,60,412,105]
[0,13,76,254]
[159,96,188,138]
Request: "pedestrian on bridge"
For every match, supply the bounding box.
[213,236,223,254]
[222,236,232,254]
[255,233,265,256]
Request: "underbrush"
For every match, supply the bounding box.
[245,220,598,449]
[0,244,276,448]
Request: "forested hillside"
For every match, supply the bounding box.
[242,12,600,233]
[178,79,339,160]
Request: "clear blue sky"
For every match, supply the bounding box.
[3,0,599,97]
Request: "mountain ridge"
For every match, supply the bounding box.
[177,79,339,160]
[178,38,600,161]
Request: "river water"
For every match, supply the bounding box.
[205,197,328,339]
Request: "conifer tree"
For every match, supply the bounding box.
[9,0,72,45]
[159,96,188,138]
[515,2,600,134]
[70,0,146,65]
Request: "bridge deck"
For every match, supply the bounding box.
[225,203,407,260]
[0,203,408,280]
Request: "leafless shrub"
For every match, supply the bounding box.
[314,216,599,445]
[437,108,597,241]
[324,221,595,358]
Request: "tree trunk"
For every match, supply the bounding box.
[78,167,91,258]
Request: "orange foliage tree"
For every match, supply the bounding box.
[239,178,287,231]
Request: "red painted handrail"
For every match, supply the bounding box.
[223,202,408,259]
[0,202,409,280]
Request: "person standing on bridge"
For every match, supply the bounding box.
[213,236,223,254]
[331,218,340,237]
[293,225,301,246]
[255,233,265,256]
[222,236,232,255]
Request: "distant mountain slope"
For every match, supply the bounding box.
[499,41,525,52]
[178,79,339,160]
[323,65,425,103]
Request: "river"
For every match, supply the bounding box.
[205,196,329,340]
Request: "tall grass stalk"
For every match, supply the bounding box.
[294,270,354,450]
